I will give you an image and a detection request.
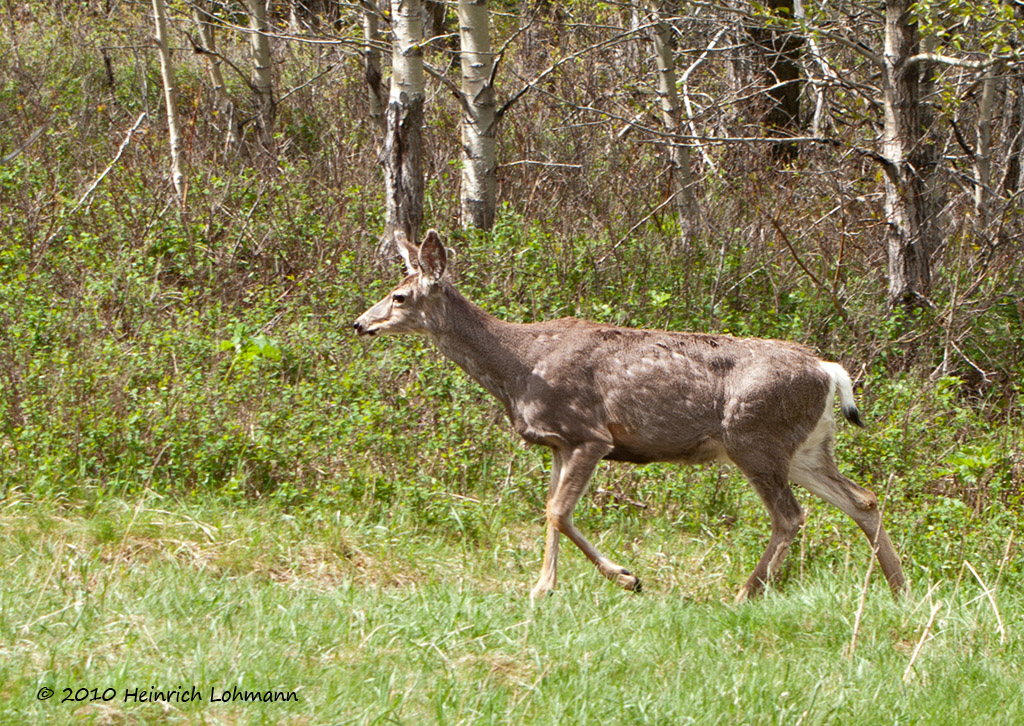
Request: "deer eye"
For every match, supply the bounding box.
[392,293,407,304]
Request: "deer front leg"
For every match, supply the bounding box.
[530,451,563,603]
[532,442,641,600]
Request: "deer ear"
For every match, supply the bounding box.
[395,229,419,274]
[418,229,447,284]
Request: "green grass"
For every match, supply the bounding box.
[2,494,1022,725]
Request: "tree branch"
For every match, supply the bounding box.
[424,61,470,115]
[906,52,992,70]
[496,22,659,120]
[42,112,148,249]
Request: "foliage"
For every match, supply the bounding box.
[913,0,1024,55]
[0,5,1022,722]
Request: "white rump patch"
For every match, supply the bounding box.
[788,411,834,494]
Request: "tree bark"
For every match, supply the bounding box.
[753,0,802,160]
[975,60,1003,227]
[382,0,426,256]
[647,0,698,245]
[457,0,497,230]
[192,0,240,148]
[362,0,385,131]
[246,0,276,154]
[881,0,934,312]
[152,0,186,198]
[1006,76,1024,198]
[424,0,448,46]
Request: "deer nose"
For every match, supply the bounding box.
[353,320,364,334]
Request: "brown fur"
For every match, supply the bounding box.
[355,230,907,602]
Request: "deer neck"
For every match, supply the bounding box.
[425,286,533,410]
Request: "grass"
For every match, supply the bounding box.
[3,493,1022,726]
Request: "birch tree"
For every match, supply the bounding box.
[880,0,934,311]
[646,0,699,245]
[362,0,385,131]
[457,0,497,229]
[757,0,936,311]
[912,0,1024,234]
[192,0,239,148]
[152,0,186,198]
[246,0,276,153]
[382,0,426,255]
[974,61,1003,227]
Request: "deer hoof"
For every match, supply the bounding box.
[529,583,554,604]
[616,569,642,593]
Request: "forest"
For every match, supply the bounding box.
[2,1,1024,724]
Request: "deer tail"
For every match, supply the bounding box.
[819,361,864,428]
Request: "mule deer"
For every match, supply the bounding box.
[354,229,907,602]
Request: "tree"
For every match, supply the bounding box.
[382,0,426,255]
[739,0,937,311]
[456,0,498,229]
[424,0,449,46]
[192,0,240,149]
[646,0,699,244]
[751,0,803,160]
[880,0,935,311]
[246,0,276,154]
[152,0,186,198]
[362,0,386,132]
[973,59,1003,227]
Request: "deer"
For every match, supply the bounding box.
[354,229,907,602]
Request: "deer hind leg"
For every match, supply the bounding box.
[733,460,806,601]
[789,439,907,596]
[532,441,640,600]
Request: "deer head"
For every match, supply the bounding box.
[353,229,449,338]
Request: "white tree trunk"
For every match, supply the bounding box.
[647,0,698,245]
[362,0,385,131]
[457,0,497,229]
[1016,78,1024,195]
[193,0,239,148]
[975,60,1003,227]
[246,0,275,153]
[152,0,186,198]
[382,0,426,256]
[881,0,933,311]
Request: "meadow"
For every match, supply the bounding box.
[3,489,1024,725]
